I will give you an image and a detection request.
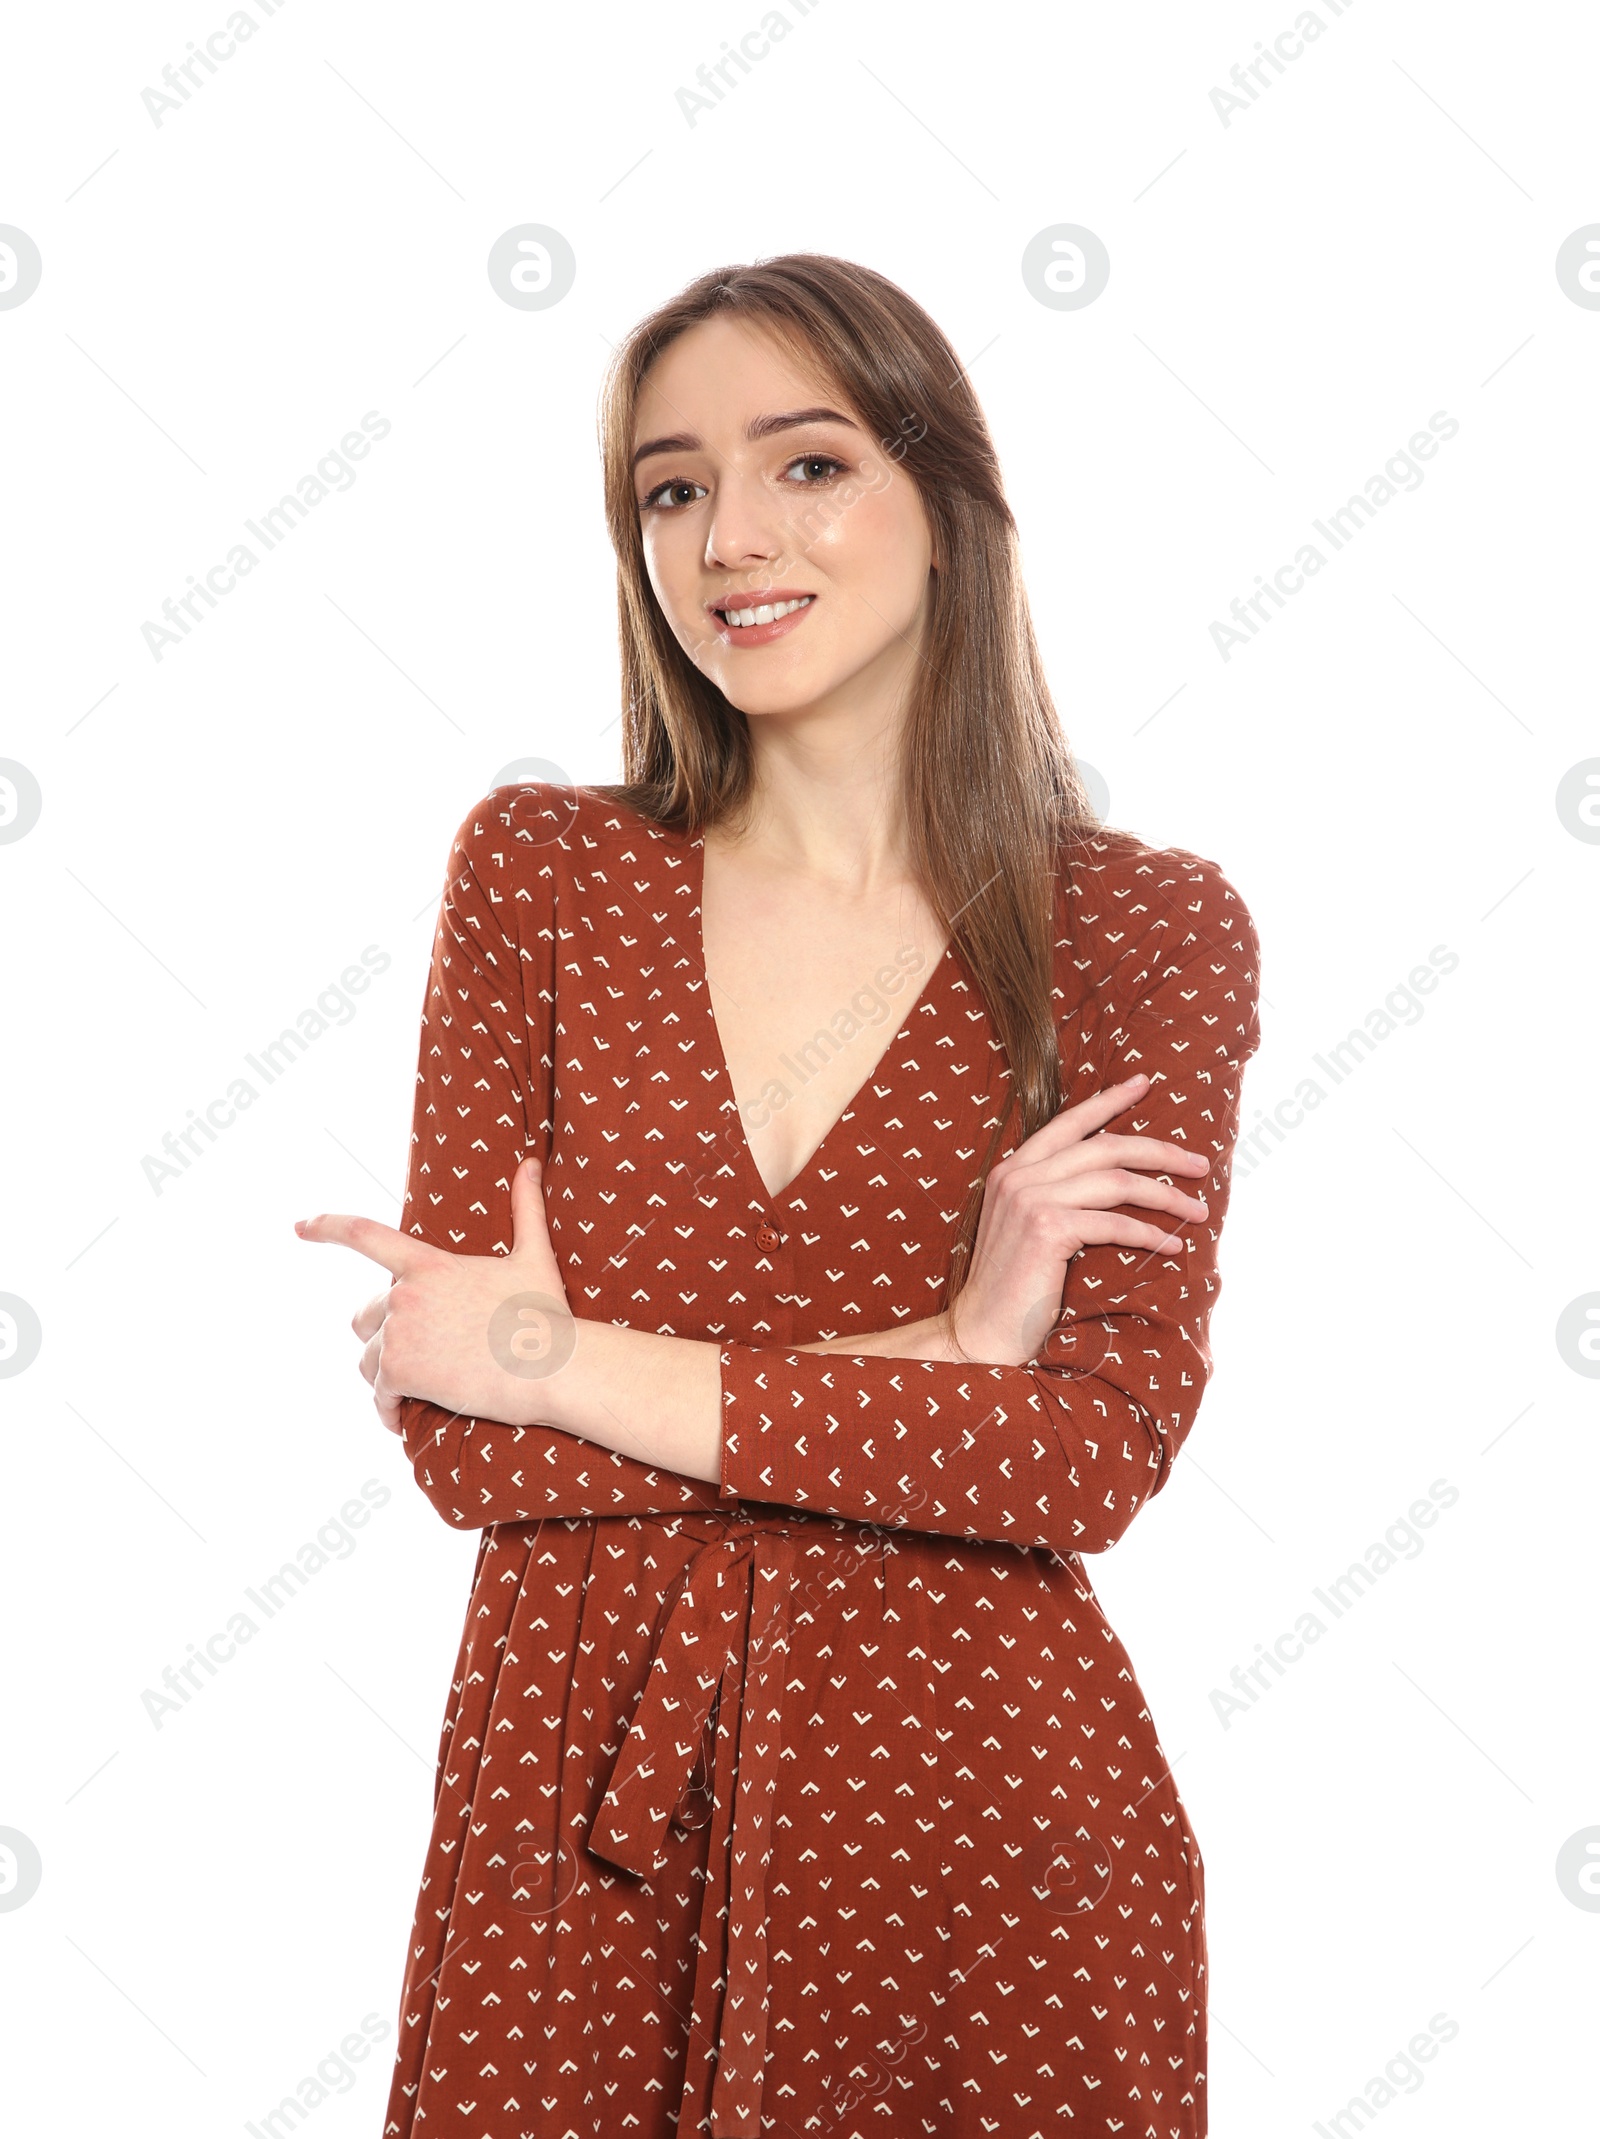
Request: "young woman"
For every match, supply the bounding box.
[298,253,1261,2139]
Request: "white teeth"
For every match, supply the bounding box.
[720,595,813,629]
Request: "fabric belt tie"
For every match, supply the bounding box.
[586,1518,802,2138]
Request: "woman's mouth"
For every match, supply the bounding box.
[707,593,816,647]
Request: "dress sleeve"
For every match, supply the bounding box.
[395,788,725,1531]
[714,844,1262,1558]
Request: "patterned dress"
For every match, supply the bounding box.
[381,781,1261,2139]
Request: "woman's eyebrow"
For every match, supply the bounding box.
[631,406,859,472]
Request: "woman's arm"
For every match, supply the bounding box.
[392,793,955,1531]
[520,1312,964,1481]
[533,848,1262,1560]
[795,1318,956,1360]
[394,795,731,1529]
[715,849,1263,1556]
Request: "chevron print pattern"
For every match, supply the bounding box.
[382,782,1261,2139]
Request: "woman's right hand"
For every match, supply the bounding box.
[947,1073,1213,1369]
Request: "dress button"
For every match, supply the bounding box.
[756,1223,782,1252]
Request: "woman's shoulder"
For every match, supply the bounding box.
[1060,816,1257,952]
[1055,817,1261,1044]
[444,778,690,879]
[434,780,698,956]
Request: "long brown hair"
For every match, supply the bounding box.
[591,252,1097,1311]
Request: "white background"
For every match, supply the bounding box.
[2,2,1596,2132]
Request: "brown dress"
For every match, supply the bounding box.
[381,782,1261,2139]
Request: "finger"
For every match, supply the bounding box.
[295,1211,436,1279]
[1006,1076,1152,1166]
[508,1154,549,1255]
[1088,1133,1210,1175]
[1026,1167,1210,1221]
[358,1329,382,1389]
[1048,1172,1214,1223]
[509,1155,573,1303]
[1064,1133,1211,1178]
[1072,1210,1190,1256]
[371,1365,405,1437]
[351,1288,391,1343]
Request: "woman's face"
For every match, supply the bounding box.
[630,314,936,723]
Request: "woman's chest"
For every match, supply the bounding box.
[539,922,1009,1342]
[697,855,952,1204]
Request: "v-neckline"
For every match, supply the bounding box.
[689,828,958,1207]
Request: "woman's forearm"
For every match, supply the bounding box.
[533,1321,726,1484]
[794,1314,964,1363]
[528,1313,967,1485]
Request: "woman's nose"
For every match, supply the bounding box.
[703,477,789,573]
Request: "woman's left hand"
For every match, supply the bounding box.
[295,1154,573,1435]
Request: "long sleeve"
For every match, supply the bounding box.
[714,841,1262,1559]
[396,791,725,1530]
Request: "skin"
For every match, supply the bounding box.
[635,314,948,1200]
[296,317,1211,1479]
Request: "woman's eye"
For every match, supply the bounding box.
[640,479,707,512]
[784,454,846,484]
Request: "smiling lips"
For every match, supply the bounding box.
[706,591,817,647]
